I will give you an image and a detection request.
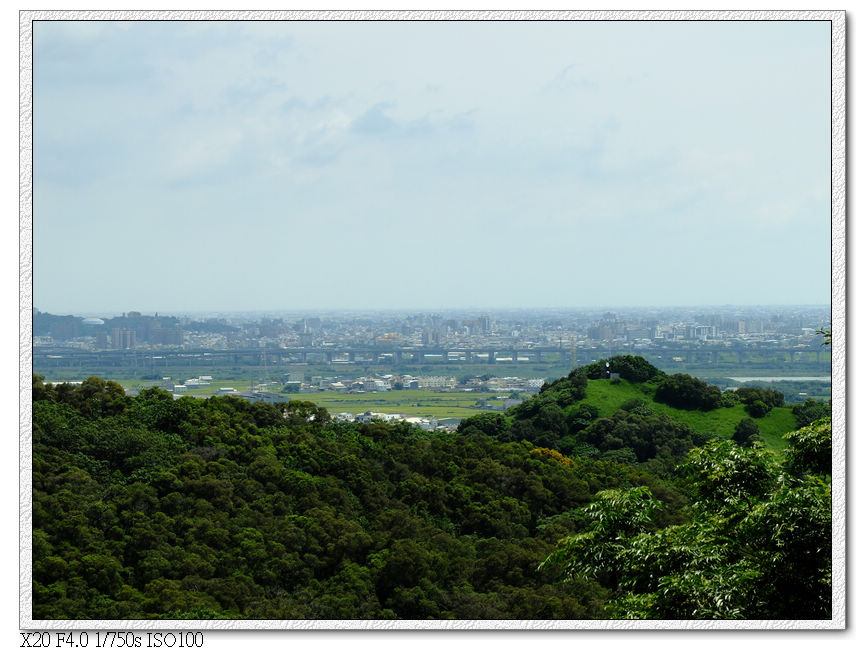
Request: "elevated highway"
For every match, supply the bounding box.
[33,344,830,371]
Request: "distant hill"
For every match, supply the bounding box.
[458,356,799,473]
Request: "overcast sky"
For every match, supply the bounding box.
[32,19,831,314]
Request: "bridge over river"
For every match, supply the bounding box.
[33,344,829,372]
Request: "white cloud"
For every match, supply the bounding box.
[33,19,832,311]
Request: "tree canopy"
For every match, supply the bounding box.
[33,374,684,620]
[542,420,832,619]
[654,374,723,411]
[32,371,830,621]
[582,356,665,383]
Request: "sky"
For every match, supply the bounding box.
[31,18,832,314]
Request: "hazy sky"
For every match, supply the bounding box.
[32,19,832,314]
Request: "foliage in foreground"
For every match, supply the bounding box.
[541,418,832,619]
[33,375,687,620]
[32,374,830,621]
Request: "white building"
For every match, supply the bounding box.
[417,376,456,390]
[355,411,402,424]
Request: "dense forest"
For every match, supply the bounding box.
[31,357,832,620]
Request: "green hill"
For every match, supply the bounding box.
[458,357,800,468]
[582,378,795,452]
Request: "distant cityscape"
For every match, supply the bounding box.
[33,304,831,361]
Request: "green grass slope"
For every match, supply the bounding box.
[583,378,796,452]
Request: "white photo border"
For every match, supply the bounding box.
[19,8,847,631]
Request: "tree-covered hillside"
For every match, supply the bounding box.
[31,360,831,621]
[542,419,832,619]
[32,375,685,620]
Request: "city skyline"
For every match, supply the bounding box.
[33,302,833,321]
[34,19,831,313]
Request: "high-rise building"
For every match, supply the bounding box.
[150,328,183,346]
[112,327,136,349]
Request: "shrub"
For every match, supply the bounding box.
[732,418,761,447]
[619,399,654,416]
[745,400,771,419]
[784,417,831,476]
[530,447,575,467]
[582,355,665,383]
[792,399,832,429]
[457,412,509,439]
[654,374,722,411]
[736,387,785,408]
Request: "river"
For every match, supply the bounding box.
[727,376,831,382]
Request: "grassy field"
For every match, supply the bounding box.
[111,380,507,419]
[273,390,507,419]
[114,379,251,398]
[583,379,796,452]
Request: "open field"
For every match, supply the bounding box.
[105,380,508,419]
[111,379,248,398]
[262,390,507,419]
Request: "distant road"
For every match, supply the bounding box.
[33,343,830,370]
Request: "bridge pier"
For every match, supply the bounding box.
[36,344,828,379]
